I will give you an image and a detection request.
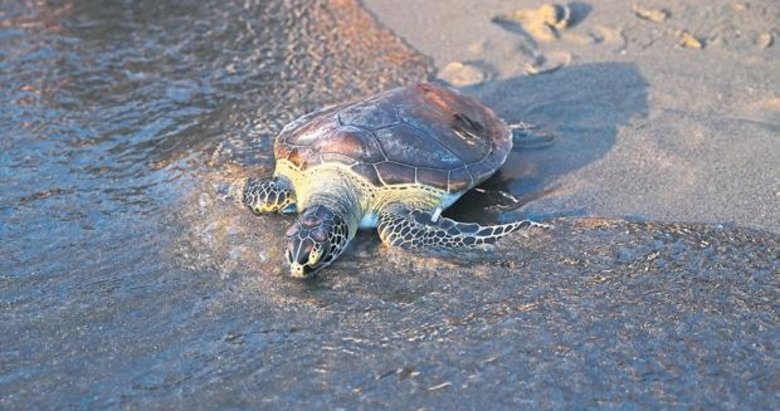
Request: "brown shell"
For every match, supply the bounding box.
[275,83,512,193]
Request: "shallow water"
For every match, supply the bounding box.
[1,0,778,409]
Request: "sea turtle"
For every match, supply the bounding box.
[244,83,547,278]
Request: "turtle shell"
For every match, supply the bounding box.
[275,83,512,193]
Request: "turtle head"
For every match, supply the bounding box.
[285,205,350,278]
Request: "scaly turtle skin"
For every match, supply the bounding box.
[244,83,548,278]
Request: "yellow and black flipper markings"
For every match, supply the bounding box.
[377,203,551,249]
[243,176,297,215]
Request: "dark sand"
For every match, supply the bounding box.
[1,0,778,409]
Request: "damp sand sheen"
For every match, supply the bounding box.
[1,0,778,409]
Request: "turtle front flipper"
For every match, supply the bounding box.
[377,203,550,249]
[243,176,297,215]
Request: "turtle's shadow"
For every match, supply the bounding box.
[446,62,649,224]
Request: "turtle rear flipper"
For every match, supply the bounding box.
[377,203,550,249]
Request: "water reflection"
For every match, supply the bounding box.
[1,1,428,405]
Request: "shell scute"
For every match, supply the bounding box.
[375,126,462,168]
[312,126,385,163]
[447,167,473,192]
[338,99,402,130]
[319,152,359,166]
[375,162,416,186]
[415,167,449,188]
[397,90,493,164]
[350,163,381,185]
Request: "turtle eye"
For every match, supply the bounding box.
[309,243,323,266]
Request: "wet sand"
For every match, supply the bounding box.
[1,0,778,409]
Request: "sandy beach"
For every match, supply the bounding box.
[1,0,777,409]
[364,0,779,231]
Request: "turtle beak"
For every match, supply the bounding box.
[289,262,315,279]
[286,235,322,278]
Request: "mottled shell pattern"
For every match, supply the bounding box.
[274,83,512,193]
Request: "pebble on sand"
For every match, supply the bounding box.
[756,32,773,49]
[677,30,704,49]
[536,4,571,30]
[525,51,571,75]
[494,3,572,42]
[438,62,486,86]
[632,5,669,23]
